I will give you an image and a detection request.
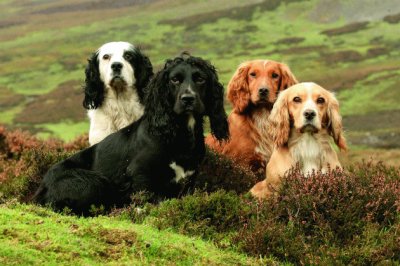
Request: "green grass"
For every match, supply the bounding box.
[0,203,268,266]
[0,105,24,124]
[36,121,88,142]
[339,69,400,116]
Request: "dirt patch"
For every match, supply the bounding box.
[344,110,400,149]
[322,50,363,65]
[344,110,400,132]
[308,64,400,91]
[366,47,389,58]
[383,13,400,24]
[347,131,400,149]
[271,45,327,55]
[321,21,369,36]
[14,80,86,124]
[72,226,138,260]
[233,25,259,34]
[0,87,25,110]
[362,73,398,85]
[274,37,305,45]
[0,20,25,29]
[159,0,302,30]
[96,228,138,260]
[32,0,157,15]
[344,149,400,168]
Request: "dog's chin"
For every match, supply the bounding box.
[299,124,319,134]
[110,76,128,92]
[254,99,274,110]
[174,105,203,116]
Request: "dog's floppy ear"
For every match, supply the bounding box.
[204,62,229,141]
[269,90,290,147]
[227,62,251,113]
[278,63,298,91]
[327,93,347,151]
[131,48,154,101]
[144,64,176,138]
[83,52,104,109]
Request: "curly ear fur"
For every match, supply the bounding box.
[130,48,154,101]
[227,63,251,113]
[83,52,104,109]
[143,67,176,139]
[268,90,290,147]
[327,94,347,151]
[202,62,229,141]
[278,63,298,91]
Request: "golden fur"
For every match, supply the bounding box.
[206,60,298,172]
[251,82,347,198]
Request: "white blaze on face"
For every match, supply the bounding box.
[262,60,270,69]
[169,162,195,183]
[302,82,320,128]
[97,42,135,88]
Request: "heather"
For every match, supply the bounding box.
[1,126,399,264]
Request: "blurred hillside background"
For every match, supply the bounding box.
[1,0,399,164]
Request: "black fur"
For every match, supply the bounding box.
[34,53,229,215]
[82,46,153,109]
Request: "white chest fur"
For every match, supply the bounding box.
[169,162,195,183]
[104,88,144,128]
[290,133,325,175]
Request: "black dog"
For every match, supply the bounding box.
[34,53,229,214]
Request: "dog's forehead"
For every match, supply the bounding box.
[248,60,280,73]
[170,62,201,75]
[288,82,325,97]
[98,42,134,55]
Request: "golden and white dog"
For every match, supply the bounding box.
[251,82,347,198]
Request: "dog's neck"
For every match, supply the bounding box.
[252,108,273,159]
[288,128,331,175]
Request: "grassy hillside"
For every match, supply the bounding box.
[1,0,399,153]
[0,203,268,265]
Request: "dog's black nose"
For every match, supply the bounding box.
[111,62,123,72]
[180,94,195,105]
[304,109,316,120]
[258,88,269,97]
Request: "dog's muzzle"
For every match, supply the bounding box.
[180,93,196,110]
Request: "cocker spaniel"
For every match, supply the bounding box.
[251,82,347,198]
[34,53,229,214]
[206,60,298,173]
[83,41,153,145]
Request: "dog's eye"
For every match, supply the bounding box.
[124,53,132,60]
[293,96,302,103]
[317,97,325,104]
[249,72,256,77]
[195,77,205,84]
[103,54,110,60]
[272,73,279,79]
[171,77,180,84]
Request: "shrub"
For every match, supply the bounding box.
[147,190,248,242]
[0,126,88,201]
[195,148,262,194]
[234,164,400,264]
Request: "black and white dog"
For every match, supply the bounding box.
[83,42,153,145]
[34,53,229,214]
